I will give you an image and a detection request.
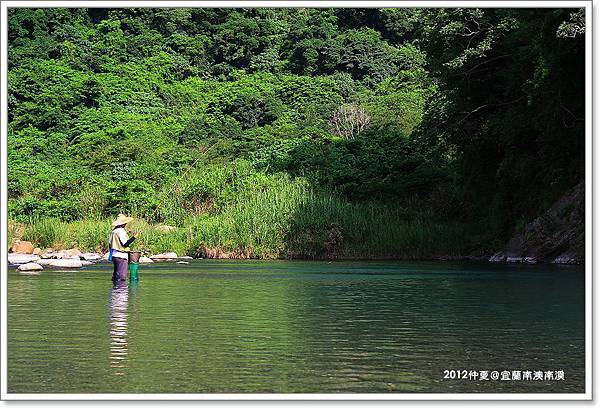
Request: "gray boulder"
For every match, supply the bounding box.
[17,262,43,271]
[49,259,83,268]
[488,181,584,265]
[552,252,579,265]
[150,252,178,260]
[8,254,41,265]
[80,252,102,261]
[19,270,41,276]
[489,252,506,262]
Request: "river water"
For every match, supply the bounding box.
[7,260,585,394]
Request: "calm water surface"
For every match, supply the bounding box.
[8,260,585,393]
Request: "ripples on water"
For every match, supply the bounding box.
[8,260,585,393]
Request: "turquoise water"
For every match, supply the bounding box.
[7,260,585,393]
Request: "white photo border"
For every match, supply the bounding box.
[0,0,594,401]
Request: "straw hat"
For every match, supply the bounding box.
[112,214,134,227]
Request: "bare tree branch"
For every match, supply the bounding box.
[329,104,371,139]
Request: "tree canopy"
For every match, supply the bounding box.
[7,7,585,251]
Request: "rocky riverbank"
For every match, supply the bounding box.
[9,178,586,271]
[488,181,584,265]
[8,241,198,273]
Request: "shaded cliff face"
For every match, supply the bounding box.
[490,181,585,265]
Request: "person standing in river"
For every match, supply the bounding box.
[108,214,140,283]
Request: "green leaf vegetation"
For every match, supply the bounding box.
[8,8,585,259]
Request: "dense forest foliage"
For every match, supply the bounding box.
[7,8,585,258]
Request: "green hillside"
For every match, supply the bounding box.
[7,8,585,258]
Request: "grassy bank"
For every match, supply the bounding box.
[9,176,485,260]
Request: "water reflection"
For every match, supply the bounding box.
[108,281,129,375]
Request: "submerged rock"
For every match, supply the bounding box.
[17,262,43,271]
[176,261,189,264]
[8,254,41,265]
[49,259,83,268]
[19,270,41,276]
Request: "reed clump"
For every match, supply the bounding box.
[11,174,479,259]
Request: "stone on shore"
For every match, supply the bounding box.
[150,252,178,260]
[80,252,102,261]
[17,262,43,271]
[176,261,189,264]
[41,249,99,260]
[40,250,74,259]
[63,248,82,258]
[33,247,43,255]
[487,181,584,265]
[8,254,41,265]
[139,256,154,264]
[178,256,193,260]
[80,260,94,266]
[49,259,83,268]
[488,252,506,262]
[40,251,58,259]
[11,240,34,254]
[552,252,579,265]
[37,259,55,266]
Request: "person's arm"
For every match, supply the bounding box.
[118,228,136,248]
[123,236,136,247]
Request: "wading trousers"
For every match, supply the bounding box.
[112,257,128,282]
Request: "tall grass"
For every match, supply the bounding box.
[181,174,480,259]
[10,174,482,259]
[21,218,68,249]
